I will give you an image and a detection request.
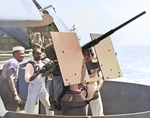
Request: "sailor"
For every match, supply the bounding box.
[29,32,43,49]
[83,48,104,116]
[24,48,54,115]
[0,46,25,112]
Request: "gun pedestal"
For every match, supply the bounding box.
[61,84,88,116]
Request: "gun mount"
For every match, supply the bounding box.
[82,11,146,51]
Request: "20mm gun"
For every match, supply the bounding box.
[82,11,146,51]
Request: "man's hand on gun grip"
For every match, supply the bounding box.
[42,68,54,77]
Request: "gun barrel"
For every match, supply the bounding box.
[82,11,146,51]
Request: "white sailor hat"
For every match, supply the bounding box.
[12,46,25,52]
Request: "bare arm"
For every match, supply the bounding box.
[96,79,103,91]
[7,68,21,104]
[96,69,103,91]
[25,63,34,83]
[29,72,40,81]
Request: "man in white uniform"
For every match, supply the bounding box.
[24,48,54,115]
[83,48,104,116]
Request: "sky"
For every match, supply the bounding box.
[37,0,150,47]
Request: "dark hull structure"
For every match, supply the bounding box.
[101,81,150,115]
[1,80,150,118]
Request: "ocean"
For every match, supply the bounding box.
[112,45,150,86]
